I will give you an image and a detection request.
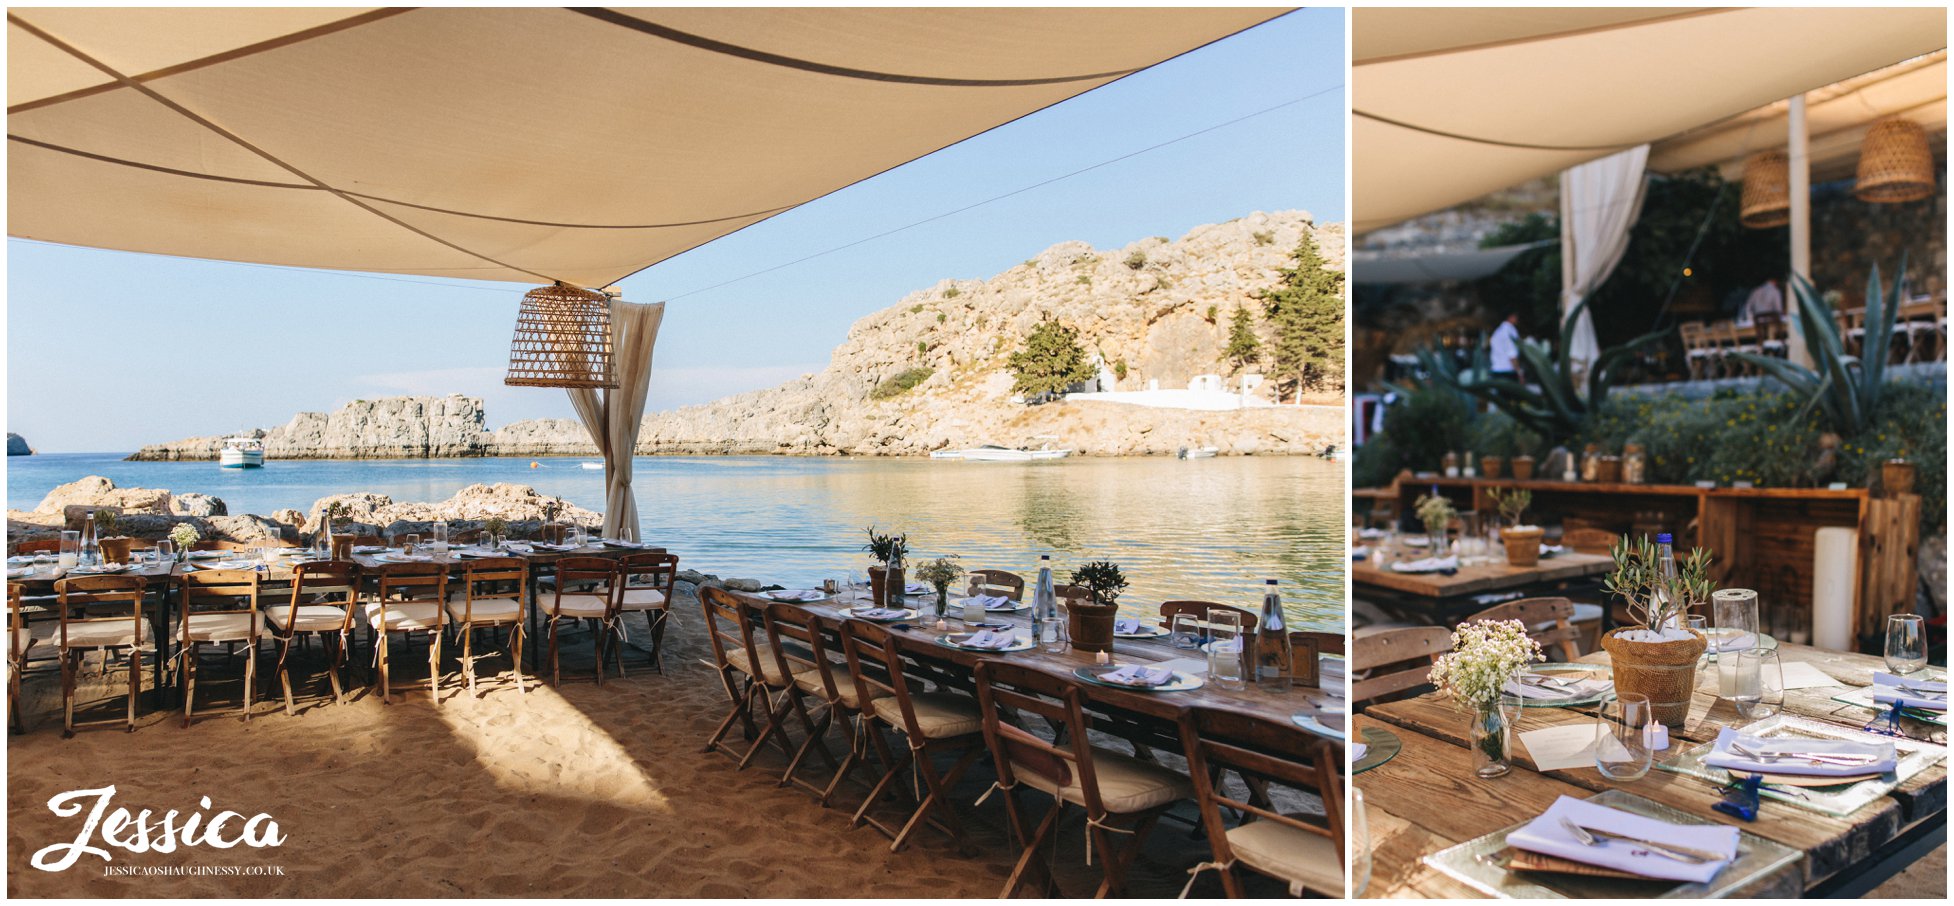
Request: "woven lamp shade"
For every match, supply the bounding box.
[1855,119,1936,204]
[1739,150,1790,229]
[505,283,618,389]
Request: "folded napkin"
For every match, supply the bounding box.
[1350,545,1370,560]
[1390,556,1458,573]
[1352,742,1370,761]
[1701,727,1896,777]
[963,594,1014,611]
[6,568,30,579]
[1506,795,1739,884]
[1873,672,1947,712]
[1503,672,1614,700]
[852,607,908,621]
[960,630,1021,650]
[1101,665,1174,687]
[1114,618,1144,634]
[501,543,535,554]
[766,589,826,602]
[903,582,930,595]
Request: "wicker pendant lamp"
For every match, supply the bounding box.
[505,282,618,389]
[1855,119,1935,204]
[1739,150,1790,229]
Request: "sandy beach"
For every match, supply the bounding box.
[7,585,1297,897]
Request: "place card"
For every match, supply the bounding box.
[1152,656,1209,677]
[1779,661,1843,689]
[1518,722,1625,771]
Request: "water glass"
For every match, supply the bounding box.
[1595,692,1654,781]
[1732,650,1784,719]
[1171,613,1203,650]
[433,521,449,546]
[404,534,420,556]
[1713,588,1760,697]
[962,595,986,625]
[156,540,174,565]
[1207,610,1246,691]
[34,553,53,576]
[1686,615,1711,676]
[1351,787,1373,898]
[59,530,80,570]
[1885,614,1928,676]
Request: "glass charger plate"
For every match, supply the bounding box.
[1422,789,1802,899]
[1655,713,1947,817]
[1353,725,1401,774]
[1113,624,1170,639]
[1510,662,1613,708]
[1292,711,1346,741]
[1071,664,1205,692]
[845,607,917,622]
[1829,677,1949,727]
[934,633,1034,653]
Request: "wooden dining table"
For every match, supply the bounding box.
[1354,642,1946,898]
[1352,550,1614,600]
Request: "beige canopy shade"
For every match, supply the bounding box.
[8,6,1285,288]
[1353,6,1947,234]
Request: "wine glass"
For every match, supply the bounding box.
[1733,650,1784,719]
[1595,692,1653,781]
[1885,614,1928,676]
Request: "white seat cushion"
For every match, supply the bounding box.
[618,587,666,611]
[725,646,806,687]
[57,620,147,649]
[869,691,981,740]
[446,594,522,622]
[1012,746,1193,814]
[794,670,863,708]
[181,612,256,643]
[362,601,443,631]
[264,605,349,634]
[536,593,609,618]
[1226,818,1343,895]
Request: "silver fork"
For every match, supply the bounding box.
[1558,818,1718,864]
[1730,741,1879,767]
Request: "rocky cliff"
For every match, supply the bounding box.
[130,394,488,461]
[7,433,29,455]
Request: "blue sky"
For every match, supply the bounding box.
[5,9,1343,453]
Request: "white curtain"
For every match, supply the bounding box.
[1559,145,1650,386]
[567,299,665,540]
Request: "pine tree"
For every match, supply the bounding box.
[1006,317,1095,402]
[1260,230,1345,402]
[1224,306,1261,371]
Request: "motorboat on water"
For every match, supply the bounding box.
[931,437,1072,462]
[1177,446,1219,460]
[580,461,605,470]
[219,437,265,469]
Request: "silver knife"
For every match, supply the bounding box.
[1569,823,1727,863]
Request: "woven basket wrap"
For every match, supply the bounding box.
[1855,119,1935,204]
[1739,151,1790,229]
[1503,526,1543,568]
[1601,627,1707,727]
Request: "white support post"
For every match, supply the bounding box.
[1788,93,1814,368]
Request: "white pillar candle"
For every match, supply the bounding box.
[1811,526,1857,652]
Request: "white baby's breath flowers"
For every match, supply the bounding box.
[1429,619,1543,706]
[168,524,200,550]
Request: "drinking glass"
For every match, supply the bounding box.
[156,540,174,565]
[404,534,420,556]
[1207,610,1246,691]
[962,595,986,625]
[433,521,449,547]
[1885,614,1928,676]
[1595,692,1654,781]
[33,553,52,576]
[1686,615,1711,677]
[59,530,80,570]
[1732,650,1784,719]
[1171,613,1203,650]
[1351,787,1373,898]
[1713,588,1760,696]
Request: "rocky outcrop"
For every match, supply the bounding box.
[6,476,283,546]
[300,483,599,536]
[129,394,488,461]
[7,433,30,455]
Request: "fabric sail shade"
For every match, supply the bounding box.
[506,283,618,389]
[568,300,664,541]
[7,6,1286,287]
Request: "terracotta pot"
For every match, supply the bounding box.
[1882,459,1917,497]
[1510,456,1536,480]
[1600,627,1707,727]
[1479,456,1504,480]
[1594,456,1623,484]
[98,536,134,564]
[1502,526,1544,567]
[1067,599,1120,653]
[868,566,905,607]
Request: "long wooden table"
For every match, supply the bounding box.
[1356,643,1946,898]
[1352,550,1613,600]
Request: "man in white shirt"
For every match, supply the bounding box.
[1489,311,1523,380]
[1740,277,1784,326]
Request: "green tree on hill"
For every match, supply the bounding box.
[1260,230,1345,401]
[1224,306,1261,372]
[1007,316,1094,403]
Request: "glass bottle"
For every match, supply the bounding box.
[1653,532,1679,630]
[882,546,906,610]
[78,516,98,567]
[1253,579,1293,693]
[1031,556,1060,650]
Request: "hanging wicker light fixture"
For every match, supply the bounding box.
[1739,150,1790,229]
[505,282,618,388]
[1855,118,1935,204]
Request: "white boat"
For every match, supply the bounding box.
[218,437,264,469]
[580,461,605,470]
[931,439,1072,462]
[1178,446,1219,460]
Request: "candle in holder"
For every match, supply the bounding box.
[934,618,949,632]
[1095,650,1110,665]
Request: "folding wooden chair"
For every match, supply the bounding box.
[363,562,447,704]
[533,557,618,687]
[840,618,985,853]
[446,556,527,697]
[54,575,147,735]
[973,659,1193,897]
[1349,625,1452,709]
[1178,706,1344,896]
[700,585,803,769]
[265,559,358,715]
[615,552,678,673]
[1467,596,1582,661]
[177,568,262,726]
[969,569,1026,602]
[761,601,850,798]
[1158,600,1260,633]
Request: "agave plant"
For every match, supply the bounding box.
[1732,256,1905,437]
[1413,296,1670,443]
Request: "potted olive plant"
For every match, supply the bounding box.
[1598,536,1716,727]
[1489,488,1541,567]
[914,556,964,619]
[862,527,909,606]
[1066,560,1128,653]
[94,509,134,564]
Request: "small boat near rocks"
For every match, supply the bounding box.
[218,437,264,469]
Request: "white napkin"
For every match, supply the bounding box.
[1872,672,1947,711]
[1114,618,1145,634]
[961,630,1020,650]
[852,607,908,621]
[6,567,31,579]
[1779,661,1843,689]
[903,582,930,595]
[963,594,1014,611]
[766,589,826,602]
[1503,672,1613,700]
[1350,545,1371,560]
[1352,742,1370,760]
[1702,727,1897,776]
[502,542,535,554]
[1506,795,1738,884]
[1101,665,1173,687]
[1390,556,1458,573]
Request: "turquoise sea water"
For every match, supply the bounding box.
[7,453,1344,629]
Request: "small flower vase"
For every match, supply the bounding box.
[934,583,950,618]
[1470,698,1513,778]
